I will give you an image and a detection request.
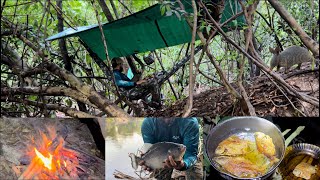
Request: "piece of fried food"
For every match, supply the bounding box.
[254,132,276,158]
[215,135,253,156]
[214,156,268,178]
[293,162,316,180]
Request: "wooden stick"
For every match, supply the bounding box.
[19,158,42,180]
[18,158,39,179]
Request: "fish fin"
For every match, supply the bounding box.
[140,143,153,153]
[129,153,139,170]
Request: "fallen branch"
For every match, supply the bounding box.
[2,96,97,118]
[43,61,130,117]
[266,73,306,116]
[283,67,319,80]
[2,17,130,117]
[113,170,140,180]
[1,86,97,108]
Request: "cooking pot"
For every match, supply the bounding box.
[205,116,285,180]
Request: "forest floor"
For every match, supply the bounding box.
[146,64,319,117]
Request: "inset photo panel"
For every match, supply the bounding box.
[105,117,203,180]
[203,116,320,180]
[0,117,105,179]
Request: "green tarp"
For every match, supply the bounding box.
[46,0,245,60]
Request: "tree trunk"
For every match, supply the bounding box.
[57,0,88,113]
[97,0,114,22]
[56,0,72,72]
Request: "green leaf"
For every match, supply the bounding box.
[86,54,92,65]
[33,20,38,28]
[160,5,166,16]
[65,99,72,107]
[174,10,181,21]
[28,95,38,101]
[199,25,205,31]
[206,25,211,35]
[165,4,171,12]
[248,0,255,5]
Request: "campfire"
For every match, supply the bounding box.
[17,127,101,179]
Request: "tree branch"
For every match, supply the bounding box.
[1,87,97,108]
[2,17,131,117]
[182,0,197,118]
[1,96,96,118]
[97,0,114,22]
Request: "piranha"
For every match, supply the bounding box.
[129,142,186,170]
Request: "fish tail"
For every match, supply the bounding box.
[129,153,139,170]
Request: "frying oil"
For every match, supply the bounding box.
[244,142,270,172]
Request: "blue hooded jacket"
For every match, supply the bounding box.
[141,118,199,170]
[113,70,135,88]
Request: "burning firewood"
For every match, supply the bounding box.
[18,158,42,179]
[1,118,105,179]
[16,126,99,179]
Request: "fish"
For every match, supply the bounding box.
[293,162,316,180]
[213,132,280,178]
[129,142,186,170]
[254,132,276,158]
[214,156,268,178]
[215,135,253,156]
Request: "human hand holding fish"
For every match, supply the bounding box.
[129,142,186,172]
[164,155,185,170]
[138,158,152,172]
[138,155,185,171]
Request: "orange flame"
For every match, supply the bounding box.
[21,128,80,179]
[34,148,53,170]
[57,159,61,169]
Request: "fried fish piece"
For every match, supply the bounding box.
[293,162,316,180]
[254,132,276,158]
[214,156,268,178]
[215,135,253,156]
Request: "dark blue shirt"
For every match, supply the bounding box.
[113,70,135,88]
[141,118,199,170]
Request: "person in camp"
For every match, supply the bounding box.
[112,57,146,88]
[139,117,202,179]
[111,57,161,108]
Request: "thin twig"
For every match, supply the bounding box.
[117,0,132,14]
[153,51,178,100]
[48,0,77,30]
[91,0,121,98]
[266,73,306,116]
[182,0,197,117]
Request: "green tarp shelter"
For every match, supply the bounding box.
[46,0,245,60]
